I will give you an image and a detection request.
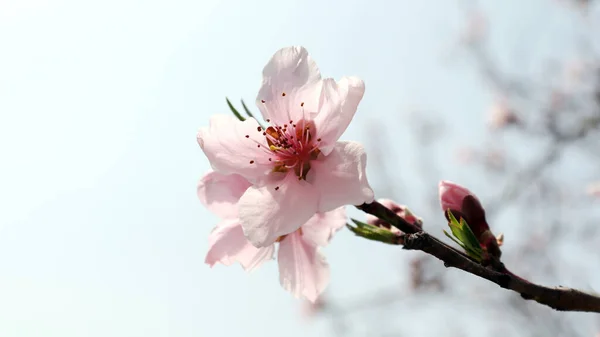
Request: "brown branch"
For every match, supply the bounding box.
[356,201,600,313]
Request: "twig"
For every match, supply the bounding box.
[356,201,600,313]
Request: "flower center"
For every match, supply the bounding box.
[275,227,303,242]
[250,118,322,181]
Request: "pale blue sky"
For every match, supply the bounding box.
[1,0,596,336]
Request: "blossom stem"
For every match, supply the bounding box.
[355,201,600,313]
[356,201,422,234]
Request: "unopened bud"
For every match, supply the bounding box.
[438,180,501,258]
[367,198,423,232]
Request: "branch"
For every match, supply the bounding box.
[356,201,600,313]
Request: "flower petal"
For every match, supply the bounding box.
[258,81,323,127]
[301,207,347,247]
[205,219,274,272]
[197,171,251,219]
[197,115,272,181]
[238,173,319,247]
[308,141,374,212]
[313,77,365,155]
[277,231,329,303]
[256,46,321,125]
[438,180,479,212]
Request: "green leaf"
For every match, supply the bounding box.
[459,218,482,252]
[226,97,246,121]
[445,210,484,262]
[347,219,400,245]
[444,230,468,251]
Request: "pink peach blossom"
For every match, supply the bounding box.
[197,46,373,247]
[198,171,346,302]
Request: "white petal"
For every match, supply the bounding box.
[256,46,322,125]
[205,219,274,272]
[313,77,365,155]
[301,207,347,247]
[197,171,251,219]
[238,173,319,247]
[277,231,330,303]
[197,115,272,181]
[309,141,374,212]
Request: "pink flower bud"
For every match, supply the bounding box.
[439,180,479,213]
[367,199,422,231]
[438,180,501,258]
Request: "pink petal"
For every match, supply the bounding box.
[197,115,271,181]
[438,180,478,212]
[313,77,365,155]
[258,81,323,128]
[309,141,374,212]
[205,219,274,272]
[301,207,347,247]
[238,173,319,247]
[197,171,251,219]
[277,231,329,303]
[256,46,322,125]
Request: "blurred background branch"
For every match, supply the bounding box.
[313,0,600,336]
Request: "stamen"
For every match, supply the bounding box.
[282,92,286,97]
[249,160,255,164]
[259,118,321,180]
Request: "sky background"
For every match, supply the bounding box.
[0,0,596,336]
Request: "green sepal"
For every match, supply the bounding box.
[226,97,246,121]
[240,99,257,119]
